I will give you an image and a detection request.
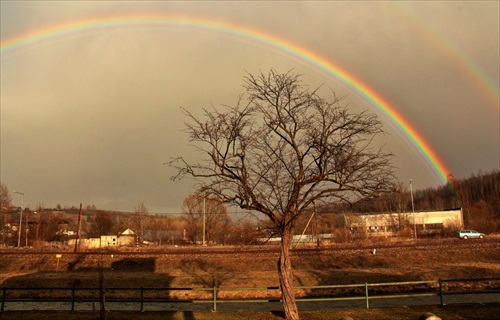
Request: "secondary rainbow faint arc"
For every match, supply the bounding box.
[393,3,499,113]
[0,14,451,184]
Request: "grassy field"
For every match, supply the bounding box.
[1,240,499,289]
[0,239,499,319]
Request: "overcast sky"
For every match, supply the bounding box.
[1,1,498,214]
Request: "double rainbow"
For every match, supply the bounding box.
[0,14,452,184]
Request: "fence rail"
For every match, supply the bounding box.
[1,278,499,312]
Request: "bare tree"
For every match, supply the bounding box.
[90,211,113,237]
[374,182,413,234]
[181,194,203,243]
[170,70,394,319]
[132,201,149,241]
[0,184,12,210]
[142,215,181,245]
[0,184,13,244]
[134,201,149,215]
[181,193,230,244]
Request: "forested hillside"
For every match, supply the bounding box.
[323,170,499,233]
[415,170,499,233]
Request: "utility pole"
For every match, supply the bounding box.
[295,210,315,249]
[25,209,29,246]
[74,203,82,252]
[202,192,207,247]
[314,201,320,248]
[410,179,417,241]
[14,191,24,248]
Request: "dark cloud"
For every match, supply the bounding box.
[1,1,498,212]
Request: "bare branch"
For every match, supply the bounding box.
[169,70,395,319]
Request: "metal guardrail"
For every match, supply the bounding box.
[438,277,500,306]
[1,278,499,312]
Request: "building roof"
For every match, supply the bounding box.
[120,228,135,235]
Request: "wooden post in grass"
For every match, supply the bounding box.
[56,254,62,272]
[74,203,82,252]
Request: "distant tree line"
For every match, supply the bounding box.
[325,170,499,233]
[418,170,499,233]
[298,170,499,235]
[1,170,498,247]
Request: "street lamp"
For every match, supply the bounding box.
[13,191,24,248]
[410,180,417,241]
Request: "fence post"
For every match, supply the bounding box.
[213,285,217,312]
[140,287,144,312]
[365,283,369,309]
[1,287,6,312]
[71,285,75,312]
[439,279,444,306]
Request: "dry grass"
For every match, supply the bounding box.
[1,241,499,288]
[0,239,499,315]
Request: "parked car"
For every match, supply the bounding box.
[458,230,485,239]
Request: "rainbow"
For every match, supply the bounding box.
[0,14,451,184]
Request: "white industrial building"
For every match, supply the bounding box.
[344,209,464,237]
[69,228,137,249]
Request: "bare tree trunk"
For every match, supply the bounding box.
[278,227,300,320]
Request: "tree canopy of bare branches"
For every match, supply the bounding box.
[0,183,13,210]
[170,70,395,319]
[181,193,230,245]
